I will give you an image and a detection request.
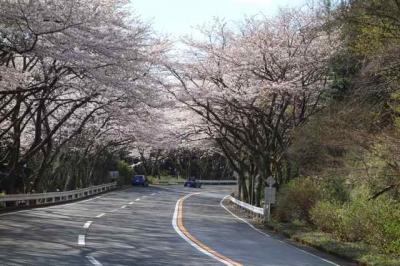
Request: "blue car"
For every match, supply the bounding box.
[131,175,149,187]
[184,177,201,188]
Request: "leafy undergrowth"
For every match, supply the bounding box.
[228,202,400,266]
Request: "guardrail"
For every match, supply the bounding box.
[0,182,117,207]
[147,179,238,186]
[198,180,237,185]
[227,195,264,216]
[175,179,237,185]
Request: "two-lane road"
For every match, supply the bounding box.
[0,185,350,265]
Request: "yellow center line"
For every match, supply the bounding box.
[176,194,243,266]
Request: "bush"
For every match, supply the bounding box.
[381,219,400,254]
[275,177,321,222]
[364,195,400,254]
[311,186,400,254]
[340,186,375,242]
[321,176,350,203]
[310,201,343,235]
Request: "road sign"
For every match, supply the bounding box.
[265,187,276,204]
[266,176,276,186]
[264,182,276,222]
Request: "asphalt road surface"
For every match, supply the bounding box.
[0,185,351,266]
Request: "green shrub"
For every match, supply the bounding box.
[275,177,321,222]
[321,176,350,203]
[339,186,374,242]
[311,186,400,254]
[364,196,400,254]
[382,219,400,254]
[146,175,157,184]
[310,201,344,235]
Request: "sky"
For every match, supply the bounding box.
[128,0,307,39]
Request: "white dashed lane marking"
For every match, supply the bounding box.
[83,221,93,229]
[96,213,105,218]
[78,235,85,246]
[87,255,103,266]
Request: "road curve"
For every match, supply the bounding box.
[0,185,350,265]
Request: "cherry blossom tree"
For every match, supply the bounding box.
[0,0,169,193]
[167,8,338,204]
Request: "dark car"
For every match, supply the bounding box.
[131,175,149,187]
[184,177,201,188]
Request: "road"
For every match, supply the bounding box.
[0,185,350,266]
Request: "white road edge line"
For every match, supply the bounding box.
[83,221,93,229]
[86,255,103,266]
[220,196,340,266]
[172,193,234,266]
[78,235,85,246]
[96,213,105,218]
